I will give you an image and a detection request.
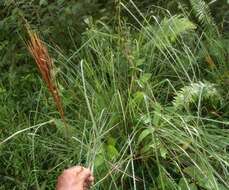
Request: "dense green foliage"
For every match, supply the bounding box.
[0,0,229,189]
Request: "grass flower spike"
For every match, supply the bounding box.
[27,30,67,129]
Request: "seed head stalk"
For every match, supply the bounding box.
[27,30,68,131]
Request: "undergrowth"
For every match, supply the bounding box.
[0,1,228,189]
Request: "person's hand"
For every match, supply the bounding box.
[56,166,94,190]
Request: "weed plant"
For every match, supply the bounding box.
[0,1,228,189]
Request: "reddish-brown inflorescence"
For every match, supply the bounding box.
[27,31,67,128]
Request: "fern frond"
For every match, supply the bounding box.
[150,15,196,49]
[189,0,218,34]
[173,81,222,111]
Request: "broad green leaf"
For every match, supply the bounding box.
[107,137,116,146]
[137,129,151,145]
[94,146,105,167]
[94,154,104,167]
[132,91,145,105]
[107,145,119,159]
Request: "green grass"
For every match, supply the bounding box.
[0,1,229,190]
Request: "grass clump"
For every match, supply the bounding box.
[0,1,228,190]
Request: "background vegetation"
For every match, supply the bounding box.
[0,0,228,189]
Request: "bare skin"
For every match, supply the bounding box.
[56,166,94,190]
